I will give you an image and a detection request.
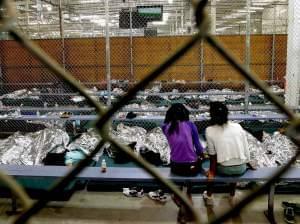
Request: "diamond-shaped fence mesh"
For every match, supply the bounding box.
[0,0,298,223]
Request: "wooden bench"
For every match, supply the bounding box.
[1,165,300,223]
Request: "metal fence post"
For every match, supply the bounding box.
[59,0,65,70]
[130,7,134,82]
[245,0,251,113]
[271,6,276,81]
[105,0,111,106]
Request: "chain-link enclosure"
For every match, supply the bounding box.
[0,0,290,133]
[0,0,299,223]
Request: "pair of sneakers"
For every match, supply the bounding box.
[148,189,168,203]
[282,201,300,224]
[123,187,144,198]
[202,191,214,206]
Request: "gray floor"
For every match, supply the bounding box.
[0,190,299,224]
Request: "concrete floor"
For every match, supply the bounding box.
[0,190,298,224]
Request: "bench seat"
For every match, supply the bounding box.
[0,165,299,223]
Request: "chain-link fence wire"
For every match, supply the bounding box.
[0,1,72,112]
[0,0,298,223]
[0,1,208,223]
[0,0,290,132]
[1,0,292,169]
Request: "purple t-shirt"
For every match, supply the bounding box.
[162,121,204,163]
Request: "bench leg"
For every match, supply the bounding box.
[6,195,22,216]
[264,184,276,224]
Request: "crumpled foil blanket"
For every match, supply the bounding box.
[143,127,170,164]
[67,129,103,161]
[247,131,298,168]
[109,124,170,164]
[0,128,69,165]
[0,89,40,100]
[111,123,147,149]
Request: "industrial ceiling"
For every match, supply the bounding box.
[10,0,288,39]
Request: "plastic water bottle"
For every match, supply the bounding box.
[16,108,21,116]
[101,159,107,173]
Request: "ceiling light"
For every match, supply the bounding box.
[92,18,106,26]
[250,7,264,10]
[46,5,52,11]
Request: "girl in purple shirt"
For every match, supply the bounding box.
[162,103,205,223]
[162,103,205,176]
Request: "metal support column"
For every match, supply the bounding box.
[286,0,300,108]
[129,7,134,81]
[210,0,216,35]
[270,6,276,81]
[37,0,42,39]
[105,0,111,106]
[26,0,30,36]
[200,40,204,83]
[189,2,193,34]
[181,1,184,32]
[271,36,276,81]
[175,10,178,34]
[244,0,251,113]
[59,0,66,69]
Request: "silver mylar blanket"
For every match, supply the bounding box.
[0,128,69,165]
[247,131,298,168]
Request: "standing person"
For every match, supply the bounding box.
[203,101,250,206]
[162,103,205,222]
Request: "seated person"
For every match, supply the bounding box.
[204,101,250,206]
[162,103,205,222]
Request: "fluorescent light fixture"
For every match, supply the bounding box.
[216,27,229,31]
[223,13,244,19]
[46,5,52,11]
[92,18,106,26]
[280,9,287,13]
[168,0,173,3]
[163,13,169,21]
[80,0,100,3]
[151,21,167,25]
[237,9,256,13]
[250,7,264,10]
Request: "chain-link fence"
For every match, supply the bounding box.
[1,2,289,112]
[0,0,299,223]
[0,0,291,148]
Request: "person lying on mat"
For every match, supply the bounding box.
[203,101,250,206]
[162,103,205,222]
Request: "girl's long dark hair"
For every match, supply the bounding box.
[164,103,190,134]
[209,101,228,126]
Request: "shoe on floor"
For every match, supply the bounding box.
[148,189,168,203]
[123,187,144,198]
[202,191,214,206]
[282,201,300,214]
[284,207,295,224]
